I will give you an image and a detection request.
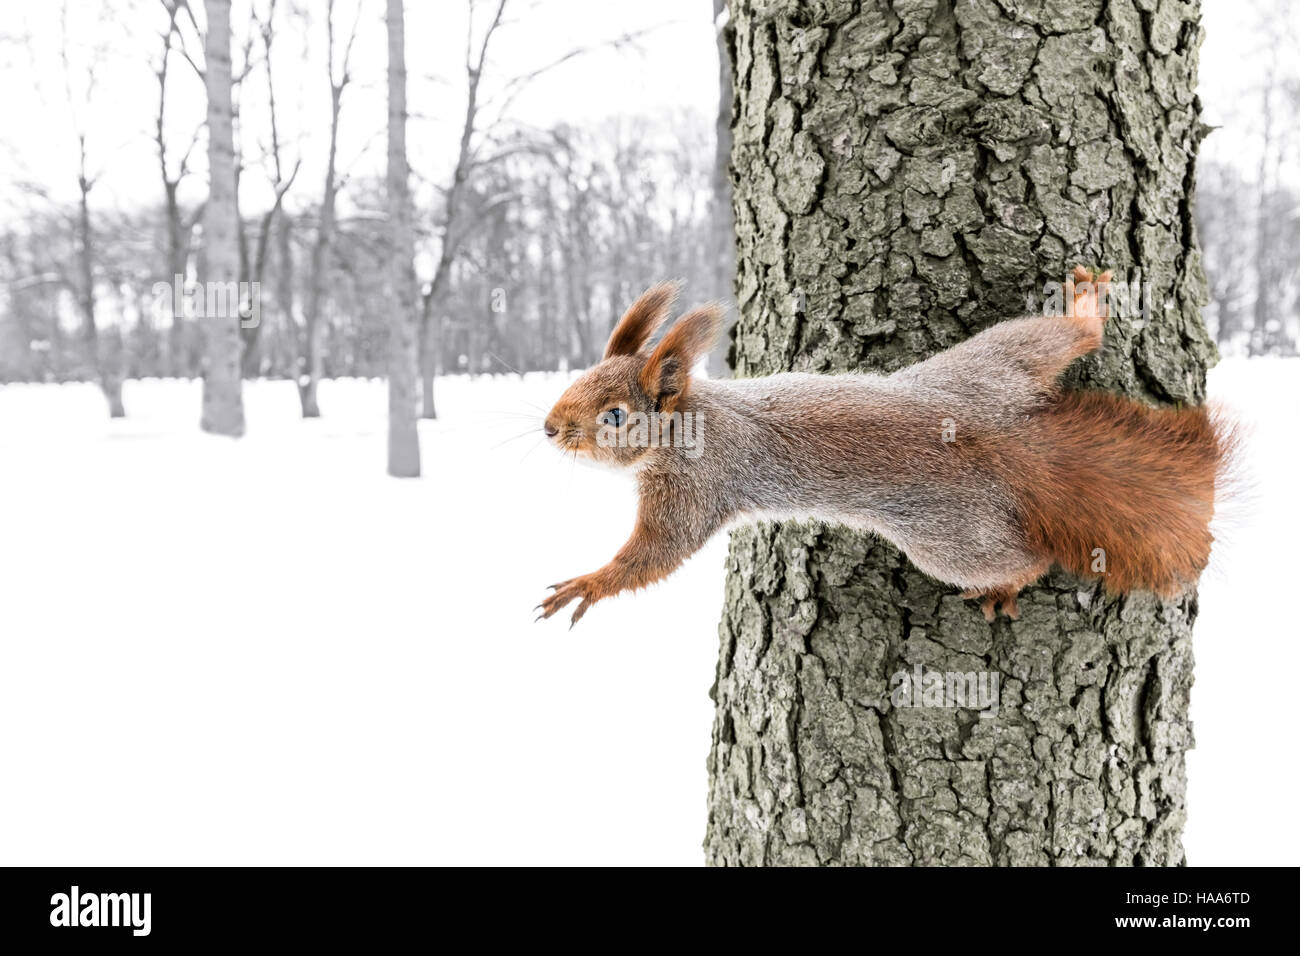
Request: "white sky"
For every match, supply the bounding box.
[0,0,1289,220]
[0,0,720,218]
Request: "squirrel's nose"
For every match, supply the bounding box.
[543,422,559,439]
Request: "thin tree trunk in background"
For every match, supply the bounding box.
[710,0,736,373]
[707,0,1214,866]
[300,0,355,419]
[419,293,438,419]
[241,1,297,380]
[420,358,436,416]
[163,178,187,376]
[157,0,198,380]
[241,171,297,379]
[75,165,125,418]
[299,147,333,420]
[416,0,504,415]
[275,215,296,378]
[538,189,558,368]
[162,181,196,377]
[1251,66,1274,357]
[385,0,420,478]
[199,0,246,436]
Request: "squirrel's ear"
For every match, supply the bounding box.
[639,304,722,413]
[604,281,680,359]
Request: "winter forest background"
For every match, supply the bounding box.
[0,0,1297,404]
[0,0,732,412]
[1,1,1298,866]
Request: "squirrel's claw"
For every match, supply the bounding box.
[960,586,1022,622]
[537,576,592,623]
[568,599,594,628]
[537,574,608,626]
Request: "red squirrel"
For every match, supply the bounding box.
[537,268,1235,625]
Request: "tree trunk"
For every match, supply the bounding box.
[163,181,190,378]
[299,120,340,421]
[706,0,1214,866]
[419,293,439,419]
[710,0,737,373]
[275,215,296,378]
[76,157,124,418]
[300,65,346,418]
[385,0,421,478]
[199,0,246,437]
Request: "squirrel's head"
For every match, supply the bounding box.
[543,282,721,466]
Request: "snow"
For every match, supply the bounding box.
[0,360,1295,865]
[1185,358,1300,866]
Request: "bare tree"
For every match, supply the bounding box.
[414,0,507,419]
[155,0,206,379]
[59,2,125,417]
[1253,48,1279,356]
[298,0,360,418]
[416,0,658,415]
[200,0,246,435]
[386,0,420,477]
[1198,162,1255,349]
[238,0,301,378]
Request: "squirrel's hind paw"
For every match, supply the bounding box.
[1066,265,1113,326]
[960,586,1021,622]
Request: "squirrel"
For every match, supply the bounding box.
[537,268,1237,626]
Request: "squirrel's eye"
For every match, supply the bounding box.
[599,408,626,428]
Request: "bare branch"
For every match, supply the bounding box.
[481,23,666,120]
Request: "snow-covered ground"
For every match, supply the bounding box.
[0,359,1295,865]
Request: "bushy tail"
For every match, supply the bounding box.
[1010,390,1241,596]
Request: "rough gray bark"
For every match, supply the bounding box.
[200,0,245,436]
[707,0,1213,866]
[386,0,421,478]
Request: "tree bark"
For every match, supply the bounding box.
[200,0,246,436]
[706,0,1213,866]
[386,0,421,478]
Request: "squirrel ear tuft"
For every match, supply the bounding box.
[639,304,723,412]
[604,281,681,359]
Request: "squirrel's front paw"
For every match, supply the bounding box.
[536,575,602,627]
